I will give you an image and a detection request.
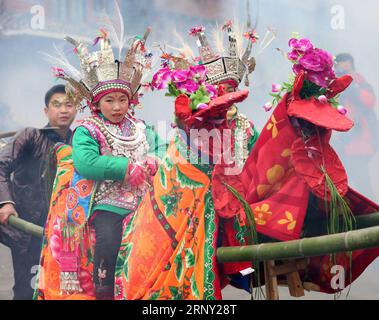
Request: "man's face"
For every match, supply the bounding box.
[44,93,77,129]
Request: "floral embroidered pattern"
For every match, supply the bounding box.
[278,211,296,231]
[253,204,273,225]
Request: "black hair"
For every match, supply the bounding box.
[336,53,355,70]
[44,84,66,107]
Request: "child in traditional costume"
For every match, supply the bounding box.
[34,26,166,300]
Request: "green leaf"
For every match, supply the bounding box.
[149,290,160,300]
[168,83,180,97]
[158,166,167,189]
[184,248,195,268]
[163,156,174,171]
[169,286,181,300]
[119,243,133,280]
[160,194,178,217]
[123,218,134,237]
[190,273,200,299]
[175,256,184,282]
[190,86,210,110]
[176,166,204,189]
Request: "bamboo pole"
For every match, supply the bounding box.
[217,225,379,263]
[7,212,379,263]
[8,216,44,238]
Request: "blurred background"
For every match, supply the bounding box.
[0,0,378,300]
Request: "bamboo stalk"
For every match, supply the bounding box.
[356,212,379,229]
[7,212,379,263]
[217,225,379,262]
[8,216,44,238]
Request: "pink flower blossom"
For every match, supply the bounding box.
[318,95,328,104]
[151,67,172,90]
[196,103,208,110]
[176,79,199,94]
[189,65,207,81]
[337,105,347,115]
[172,69,190,84]
[189,26,205,37]
[243,30,259,44]
[205,84,218,98]
[263,101,273,112]
[271,84,282,93]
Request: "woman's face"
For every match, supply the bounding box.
[222,82,236,93]
[97,91,129,123]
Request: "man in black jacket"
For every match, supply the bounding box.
[0,84,77,299]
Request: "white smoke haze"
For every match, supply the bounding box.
[0,0,378,299]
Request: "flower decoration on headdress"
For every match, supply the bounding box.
[243,29,259,44]
[188,26,205,37]
[222,20,233,31]
[93,28,108,46]
[151,53,217,111]
[263,34,348,115]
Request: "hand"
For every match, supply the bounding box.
[124,163,147,188]
[0,203,18,225]
[145,156,160,176]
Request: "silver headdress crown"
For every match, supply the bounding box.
[189,22,257,87]
[50,27,152,109]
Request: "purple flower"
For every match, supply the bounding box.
[299,51,325,72]
[271,84,282,93]
[151,67,172,90]
[176,79,199,94]
[306,69,335,88]
[288,38,313,53]
[288,50,301,61]
[205,84,218,98]
[291,46,335,88]
[189,65,207,81]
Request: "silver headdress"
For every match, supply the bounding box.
[60,27,152,107]
[189,21,257,87]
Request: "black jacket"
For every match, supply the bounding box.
[0,125,72,250]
